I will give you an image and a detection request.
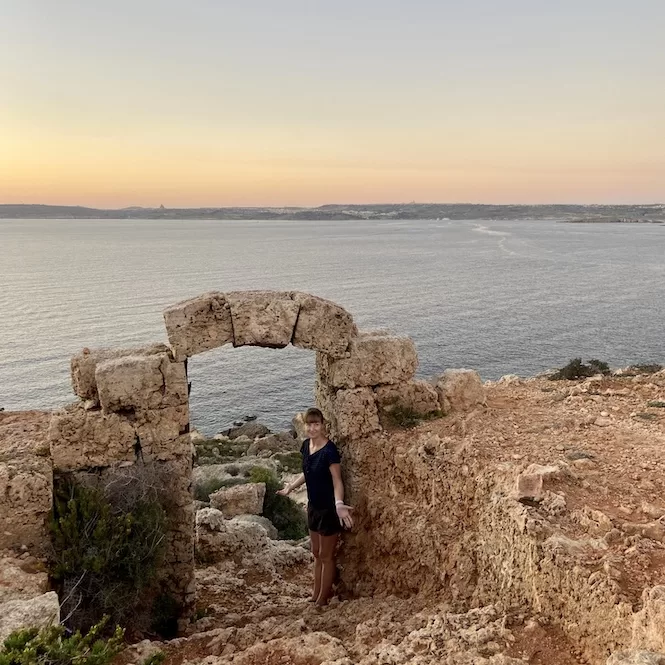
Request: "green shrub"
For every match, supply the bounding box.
[248,467,307,540]
[49,479,167,633]
[0,616,123,665]
[629,363,663,374]
[549,358,611,380]
[194,439,249,464]
[194,476,248,502]
[647,400,665,408]
[272,451,302,474]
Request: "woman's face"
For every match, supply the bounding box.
[306,418,324,439]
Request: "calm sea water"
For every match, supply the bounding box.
[1,218,663,434]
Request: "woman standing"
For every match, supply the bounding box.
[278,407,353,606]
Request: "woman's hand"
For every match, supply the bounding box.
[276,485,291,496]
[336,503,354,529]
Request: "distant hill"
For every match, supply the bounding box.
[1,203,664,222]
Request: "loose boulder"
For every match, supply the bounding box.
[434,369,486,413]
[210,482,266,517]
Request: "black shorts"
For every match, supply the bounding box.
[307,503,342,536]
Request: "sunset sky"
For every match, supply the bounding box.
[2,0,664,207]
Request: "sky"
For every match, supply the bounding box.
[1,0,664,207]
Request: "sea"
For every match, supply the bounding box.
[1,218,663,434]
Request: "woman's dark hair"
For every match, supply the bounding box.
[304,407,324,423]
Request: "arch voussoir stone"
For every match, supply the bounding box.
[163,292,232,361]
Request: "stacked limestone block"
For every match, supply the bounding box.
[315,333,440,442]
[48,346,195,619]
[163,290,357,360]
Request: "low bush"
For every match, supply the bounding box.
[194,476,248,502]
[383,404,444,429]
[549,358,611,381]
[50,478,167,633]
[248,467,307,540]
[272,451,303,474]
[0,616,123,665]
[629,363,663,375]
[647,400,665,408]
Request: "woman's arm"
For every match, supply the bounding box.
[277,473,305,496]
[330,464,354,529]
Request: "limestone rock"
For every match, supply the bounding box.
[334,387,381,441]
[292,412,307,441]
[70,343,169,402]
[317,334,418,389]
[607,652,665,665]
[96,353,188,413]
[632,586,665,653]
[291,291,356,358]
[196,507,269,561]
[163,292,233,361]
[223,422,270,440]
[246,432,298,457]
[226,290,300,348]
[434,369,486,413]
[514,464,561,503]
[192,459,277,497]
[232,514,278,539]
[210,482,266,517]
[374,380,440,417]
[0,591,60,643]
[0,413,53,552]
[0,556,49,604]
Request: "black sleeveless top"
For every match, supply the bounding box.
[300,439,341,510]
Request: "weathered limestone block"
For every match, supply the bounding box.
[49,403,190,470]
[49,404,136,470]
[632,586,665,653]
[607,652,665,664]
[374,380,440,417]
[314,377,337,428]
[317,334,418,389]
[0,591,60,643]
[226,290,300,348]
[163,292,233,361]
[514,464,561,503]
[232,514,279,539]
[334,387,381,440]
[434,368,486,413]
[0,413,53,553]
[246,432,298,457]
[96,353,187,413]
[70,343,169,402]
[210,482,266,517]
[291,292,356,358]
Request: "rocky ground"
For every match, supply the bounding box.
[115,368,665,665]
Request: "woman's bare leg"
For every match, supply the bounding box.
[315,533,339,606]
[309,531,322,602]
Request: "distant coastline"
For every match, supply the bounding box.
[1,202,664,222]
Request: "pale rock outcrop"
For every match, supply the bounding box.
[223,422,270,440]
[292,412,307,441]
[317,335,418,389]
[70,343,169,402]
[607,652,665,664]
[95,353,188,413]
[209,482,266,517]
[374,380,440,417]
[231,514,278,539]
[0,591,60,643]
[334,387,381,440]
[291,291,356,358]
[226,290,299,348]
[163,292,233,361]
[632,586,665,653]
[434,368,486,413]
